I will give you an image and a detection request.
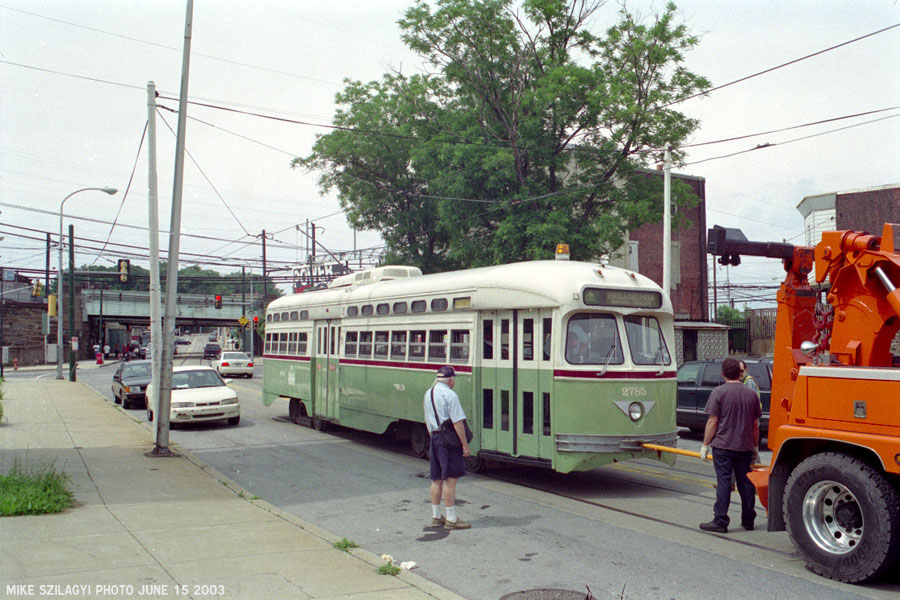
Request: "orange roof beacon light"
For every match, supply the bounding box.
[555,244,570,261]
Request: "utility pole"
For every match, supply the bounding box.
[261,229,267,303]
[152,0,193,458]
[68,224,76,382]
[662,144,672,298]
[241,265,246,352]
[147,80,163,449]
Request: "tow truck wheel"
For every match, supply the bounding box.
[784,452,900,583]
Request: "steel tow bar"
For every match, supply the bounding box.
[641,442,766,469]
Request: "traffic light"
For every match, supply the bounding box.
[117,259,130,282]
[32,279,43,297]
[215,295,222,309]
[252,315,258,324]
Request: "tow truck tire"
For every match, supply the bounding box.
[784,452,900,583]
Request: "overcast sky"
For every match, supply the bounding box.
[1,1,898,305]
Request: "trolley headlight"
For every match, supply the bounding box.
[628,402,645,422]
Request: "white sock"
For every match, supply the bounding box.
[432,504,442,519]
[446,506,457,522]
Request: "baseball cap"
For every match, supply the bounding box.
[436,366,456,379]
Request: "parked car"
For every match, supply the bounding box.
[203,343,221,360]
[212,351,254,378]
[676,358,772,436]
[175,338,192,346]
[146,366,240,427]
[111,360,152,409]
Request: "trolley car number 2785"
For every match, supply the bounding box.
[621,385,647,397]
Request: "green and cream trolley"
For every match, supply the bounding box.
[262,259,678,473]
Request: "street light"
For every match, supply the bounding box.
[57,187,117,380]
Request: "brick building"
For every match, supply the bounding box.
[608,170,727,364]
[798,183,900,245]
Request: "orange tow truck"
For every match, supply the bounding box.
[706,223,900,583]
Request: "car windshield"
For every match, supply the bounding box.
[124,363,151,377]
[222,353,248,360]
[172,370,224,389]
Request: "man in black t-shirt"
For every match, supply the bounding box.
[698,357,762,533]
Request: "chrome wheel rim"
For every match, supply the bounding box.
[802,480,863,554]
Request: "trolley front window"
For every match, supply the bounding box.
[565,314,623,365]
[624,315,671,366]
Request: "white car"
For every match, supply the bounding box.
[212,351,254,378]
[146,366,240,427]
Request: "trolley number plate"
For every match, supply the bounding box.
[621,385,647,397]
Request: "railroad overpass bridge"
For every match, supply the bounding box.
[81,289,257,329]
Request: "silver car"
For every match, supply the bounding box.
[212,351,254,378]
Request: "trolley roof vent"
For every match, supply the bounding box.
[328,265,422,289]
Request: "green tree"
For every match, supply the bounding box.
[297,0,708,271]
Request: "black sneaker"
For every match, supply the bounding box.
[742,522,754,531]
[700,521,728,533]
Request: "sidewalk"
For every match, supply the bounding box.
[0,379,465,600]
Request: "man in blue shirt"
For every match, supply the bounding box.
[424,366,471,530]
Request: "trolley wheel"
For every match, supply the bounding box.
[784,452,900,583]
[313,417,328,431]
[288,398,302,423]
[465,455,489,473]
[409,423,429,458]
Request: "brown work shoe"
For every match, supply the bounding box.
[444,518,471,530]
[430,516,445,527]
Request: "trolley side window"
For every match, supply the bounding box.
[374,331,389,358]
[288,332,298,355]
[450,329,470,363]
[500,319,510,360]
[565,314,623,365]
[624,315,671,366]
[299,331,308,355]
[264,333,273,354]
[279,333,288,354]
[358,331,373,358]
[391,331,407,359]
[345,331,358,357]
[542,392,551,435]
[542,318,552,361]
[482,319,494,360]
[501,390,510,431]
[428,330,447,361]
[522,319,534,361]
[482,389,494,429]
[409,330,426,361]
[523,391,534,434]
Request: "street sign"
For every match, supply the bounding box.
[238,316,248,327]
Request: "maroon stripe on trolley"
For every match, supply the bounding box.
[553,369,675,379]
[262,355,472,374]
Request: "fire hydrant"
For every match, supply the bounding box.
[12,358,18,371]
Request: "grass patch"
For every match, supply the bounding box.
[377,562,401,576]
[333,538,359,552]
[0,459,74,516]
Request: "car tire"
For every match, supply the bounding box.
[247,373,253,379]
[114,392,122,405]
[147,409,153,422]
[227,416,240,426]
[784,452,900,583]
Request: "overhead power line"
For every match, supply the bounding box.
[668,22,900,106]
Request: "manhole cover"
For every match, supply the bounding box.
[500,590,589,600]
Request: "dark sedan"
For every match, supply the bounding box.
[111,360,152,409]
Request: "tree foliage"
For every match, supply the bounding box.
[297,0,709,271]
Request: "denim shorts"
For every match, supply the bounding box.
[429,434,467,480]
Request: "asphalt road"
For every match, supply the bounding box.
[19,343,899,600]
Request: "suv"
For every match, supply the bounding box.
[203,343,221,360]
[676,358,772,435]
